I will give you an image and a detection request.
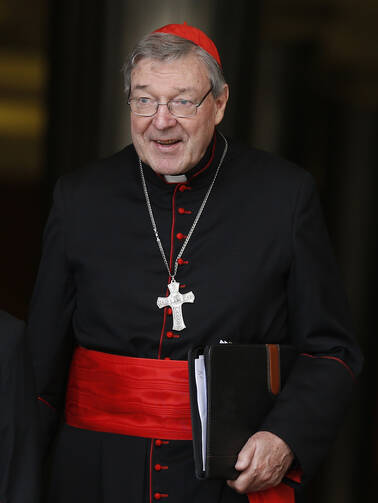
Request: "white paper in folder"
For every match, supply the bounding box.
[194,355,207,470]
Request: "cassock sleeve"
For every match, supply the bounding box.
[260,171,363,485]
[0,311,40,503]
[26,177,76,462]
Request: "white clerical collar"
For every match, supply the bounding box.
[163,173,188,184]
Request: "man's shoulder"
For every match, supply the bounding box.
[226,138,312,191]
[0,310,25,332]
[58,144,137,195]
[0,310,25,356]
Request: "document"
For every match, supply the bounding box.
[194,355,207,470]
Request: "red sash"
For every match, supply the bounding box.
[65,346,295,503]
[65,346,192,440]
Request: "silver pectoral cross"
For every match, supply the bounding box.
[157,280,195,331]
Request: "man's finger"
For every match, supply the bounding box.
[227,464,280,494]
[227,432,294,493]
[227,466,280,494]
[227,469,258,494]
[234,435,256,471]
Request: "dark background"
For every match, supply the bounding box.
[0,0,376,500]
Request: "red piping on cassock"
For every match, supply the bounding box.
[300,353,355,379]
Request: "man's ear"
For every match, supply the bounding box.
[214,84,229,126]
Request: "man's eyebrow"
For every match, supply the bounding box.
[130,85,198,96]
[174,87,196,94]
[132,84,148,91]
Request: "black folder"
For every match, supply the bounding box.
[188,344,296,480]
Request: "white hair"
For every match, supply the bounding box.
[122,32,227,98]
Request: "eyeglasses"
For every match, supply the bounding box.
[128,86,213,118]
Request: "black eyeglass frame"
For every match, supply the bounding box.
[127,85,214,118]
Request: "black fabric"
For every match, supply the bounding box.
[26,130,363,502]
[0,311,40,503]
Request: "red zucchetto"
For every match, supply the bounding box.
[154,22,222,67]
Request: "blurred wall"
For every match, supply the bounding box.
[0,0,47,317]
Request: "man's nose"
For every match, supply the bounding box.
[152,103,177,129]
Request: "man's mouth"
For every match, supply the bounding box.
[154,139,181,145]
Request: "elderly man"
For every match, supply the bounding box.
[26,23,362,503]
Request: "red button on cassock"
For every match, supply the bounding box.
[177,258,189,265]
[154,493,168,500]
[178,207,192,214]
[179,184,191,192]
[176,233,186,240]
[155,439,162,446]
[166,331,179,339]
[167,308,172,315]
[155,464,168,471]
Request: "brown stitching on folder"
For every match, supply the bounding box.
[266,344,281,395]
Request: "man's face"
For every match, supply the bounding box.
[130,53,228,175]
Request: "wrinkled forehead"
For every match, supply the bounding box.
[130,54,210,91]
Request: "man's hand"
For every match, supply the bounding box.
[227,431,294,494]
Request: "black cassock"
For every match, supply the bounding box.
[26,131,363,502]
[0,311,40,503]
